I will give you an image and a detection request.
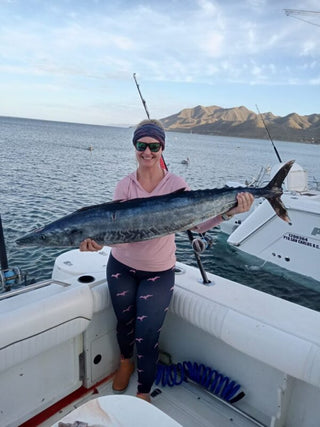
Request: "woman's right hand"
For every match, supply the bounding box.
[79,238,103,252]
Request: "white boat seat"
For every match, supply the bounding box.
[52,249,110,313]
[0,281,93,372]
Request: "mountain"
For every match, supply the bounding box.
[160,105,320,143]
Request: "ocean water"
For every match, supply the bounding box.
[1,116,319,311]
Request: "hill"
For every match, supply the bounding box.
[160,105,320,143]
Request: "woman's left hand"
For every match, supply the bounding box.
[79,238,103,252]
[227,192,254,216]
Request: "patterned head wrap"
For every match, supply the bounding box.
[133,123,165,150]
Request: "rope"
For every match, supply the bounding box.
[155,361,245,403]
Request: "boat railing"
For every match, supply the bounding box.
[246,165,271,187]
[0,279,71,301]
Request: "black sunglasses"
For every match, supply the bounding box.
[135,141,161,152]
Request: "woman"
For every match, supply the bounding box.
[80,119,254,402]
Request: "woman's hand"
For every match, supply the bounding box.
[79,238,103,252]
[226,192,255,216]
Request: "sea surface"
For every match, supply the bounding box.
[1,116,320,311]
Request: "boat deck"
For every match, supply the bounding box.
[43,372,265,427]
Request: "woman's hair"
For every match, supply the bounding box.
[135,119,165,130]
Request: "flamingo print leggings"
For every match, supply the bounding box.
[107,254,175,394]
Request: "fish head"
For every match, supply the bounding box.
[15,225,61,247]
[15,223,83,247]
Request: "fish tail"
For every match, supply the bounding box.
[263,160,294,223]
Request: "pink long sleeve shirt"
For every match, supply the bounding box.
[111,171,223,272]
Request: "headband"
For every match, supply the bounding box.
[132,123,166,150]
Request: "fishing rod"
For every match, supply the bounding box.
[133,73,168,171]
[133,73,151,119]
[0,214,24,291]
[132,73,210,284]
[255,104,282,163]
[0,215,9,273]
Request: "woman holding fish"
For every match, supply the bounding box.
[79,119,254,403]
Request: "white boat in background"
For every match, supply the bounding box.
[220,162,320,284]
[0,246,319,427]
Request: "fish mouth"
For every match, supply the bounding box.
[15,235,36,246]
[15,229,42,246]
[15,225,46,246]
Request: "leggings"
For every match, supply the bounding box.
[107,254,175,394]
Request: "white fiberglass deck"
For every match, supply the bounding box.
[45,372,264,427]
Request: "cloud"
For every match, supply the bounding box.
[0,0,319,124]
[200,31,224,57]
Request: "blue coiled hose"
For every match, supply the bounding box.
[155,361,245,403]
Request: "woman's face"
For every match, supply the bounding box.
[135,136,163,168]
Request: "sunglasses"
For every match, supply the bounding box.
[135,141,161,152]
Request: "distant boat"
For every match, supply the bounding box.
[87,145,94,151]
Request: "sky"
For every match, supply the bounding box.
[0,0,319,126]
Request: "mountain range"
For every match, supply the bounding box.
[160,105,320,143]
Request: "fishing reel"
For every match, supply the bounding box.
[0,267,24,291]
[0,214,28,292]
[191,234,213,254]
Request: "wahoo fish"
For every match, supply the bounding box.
[16,160,294,248]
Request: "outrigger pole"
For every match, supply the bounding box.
[132,73,210,284]
[256,104,282,163]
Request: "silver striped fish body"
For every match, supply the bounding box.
[16,161,294,248]
[99,188,241,244]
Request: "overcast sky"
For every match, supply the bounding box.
[0,0,319,125]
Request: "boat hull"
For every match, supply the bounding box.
[226,191,320,283]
